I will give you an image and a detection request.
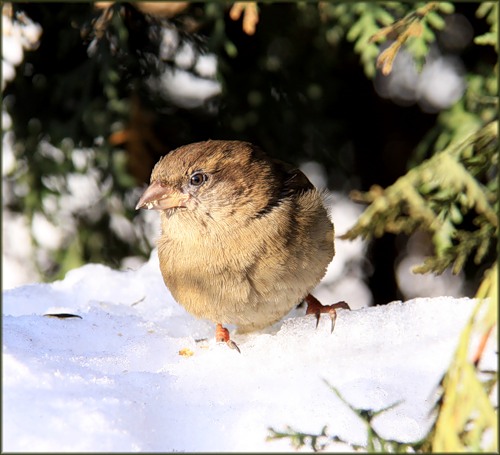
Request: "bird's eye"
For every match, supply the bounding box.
[189,172,207,187]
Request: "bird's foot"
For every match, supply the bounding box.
[215,323,241,353]
[304,294,350,333]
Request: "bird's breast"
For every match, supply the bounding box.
[156,193,334,330]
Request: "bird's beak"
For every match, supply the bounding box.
[135,180,190,211]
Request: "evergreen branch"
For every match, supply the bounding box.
[319,3,403,78]
[370,2,454,74]
[229,2,259,36]
[267,425,332,452]
[413,223,497,275]
[434,153,497,227]
[343,122,498,275]
[475,2,498,50]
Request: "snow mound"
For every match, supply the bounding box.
[2,251,494,452]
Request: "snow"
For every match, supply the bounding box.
[2,10,42,90]
[3,250,496,452]
[151,68,222,109]
[373,45,465,112]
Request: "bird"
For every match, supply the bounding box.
[136,139,349,351]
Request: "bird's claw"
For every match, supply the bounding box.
[305,294,350,333]
[313,307,337,333]
[226,339,241,353]
[215,323,241,353]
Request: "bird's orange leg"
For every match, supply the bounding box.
[215,323,241,353]
[305,294,350,333]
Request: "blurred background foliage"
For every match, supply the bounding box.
[2,2,497,306]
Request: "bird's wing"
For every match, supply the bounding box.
[272,158,315,196]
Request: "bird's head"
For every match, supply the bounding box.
[136,140,287,225]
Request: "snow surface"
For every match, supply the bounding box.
[3,250,496,452]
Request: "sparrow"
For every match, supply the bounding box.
[136,140,349,351]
